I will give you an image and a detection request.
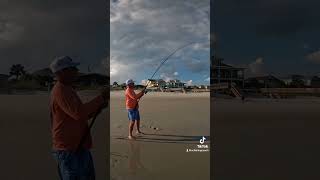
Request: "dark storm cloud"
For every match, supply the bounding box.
[0,0,108,74]
[212,0,320,75]
[215,0,320,38]
[254,1,318,37]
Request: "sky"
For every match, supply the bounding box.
[110,0,210,85]
[0,0,108,75]
[1,0,319,83]
[213,0,320,78]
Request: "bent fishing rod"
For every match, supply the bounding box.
[76,33,130,152]
[77,41,198,151]
[134,41,196,109]
[76,99,108,152]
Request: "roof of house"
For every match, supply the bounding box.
[212,59,246,70]
[278,74,316,80]
[246,75,282,81]
[0,74,9,80]
[32,68,54,77]
[148,79,166,82]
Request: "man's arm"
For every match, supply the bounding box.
[55,87,104,121]
[127,89,144,100]
[136,90,145,99]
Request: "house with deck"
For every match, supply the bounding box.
[166,79,185,88]
[245,75,286,89]
[211,57,245,88]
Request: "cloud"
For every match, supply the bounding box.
[306,50,320,64]
[186,80,193,86]
[109,56,140,83]
[0,20,24,42]
[303,43,310,50]
[141,79,148,85]
[0,0,108,74]
[215,0,320,38]
[110,0,210,82]
[183,57,209,73]
[160,72,179,82]
[246,57,265,77]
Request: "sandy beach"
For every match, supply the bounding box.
[0,93,108,180]
[2,91,319,179]
[213,97,320,179]
[110,91,211,180]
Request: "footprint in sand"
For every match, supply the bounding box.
[117,125,122,129]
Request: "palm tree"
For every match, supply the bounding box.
[9,64,26,80]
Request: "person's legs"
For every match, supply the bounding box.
[135,120,141,133]
[52,149,95,180]
[134,110,142,134]
[84,150,95,180]
[128,109,137,139]
[128,120,135,139]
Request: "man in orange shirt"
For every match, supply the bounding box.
[49,56,108,180]
[125,79,145,140]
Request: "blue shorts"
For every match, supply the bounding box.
[52,149,95,180]
[127,109,140,121]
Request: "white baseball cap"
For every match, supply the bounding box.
[50,56,80,73]
[126,79,135,85]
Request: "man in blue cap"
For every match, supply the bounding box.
[125,79,145,140]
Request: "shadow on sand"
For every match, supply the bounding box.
[113,134,210,144]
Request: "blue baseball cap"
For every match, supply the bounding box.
[126,79,135,85]
[50,56,80,73]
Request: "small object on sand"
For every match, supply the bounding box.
[149,126,159,130]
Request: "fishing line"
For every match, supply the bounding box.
[141,42,197,91]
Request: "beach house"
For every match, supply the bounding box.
[211,57,246,88]
[147,79,166,88]
[146,79,158,88]
[32,68,54,87]
[0,74,9,88]
[166,79,185,88]
[76,73,109,87]
[311,75,320,87]
[245,75,286,89]
[279,75,313,87]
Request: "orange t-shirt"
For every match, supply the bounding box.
[125,88,143,109]
[50,82,104,151]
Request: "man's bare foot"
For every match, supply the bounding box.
[136,131,144,135]
[128,135,136,140]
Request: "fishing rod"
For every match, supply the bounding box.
[76,41,201,149]
[142,41,196,92]
[133,41,196,111]
[76,101,108,153]
[76,32,130,152]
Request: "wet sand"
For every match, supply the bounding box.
[213,97,320,179]
[110,91,211,180]
[0,93,108,180]
[5,91,319,179]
